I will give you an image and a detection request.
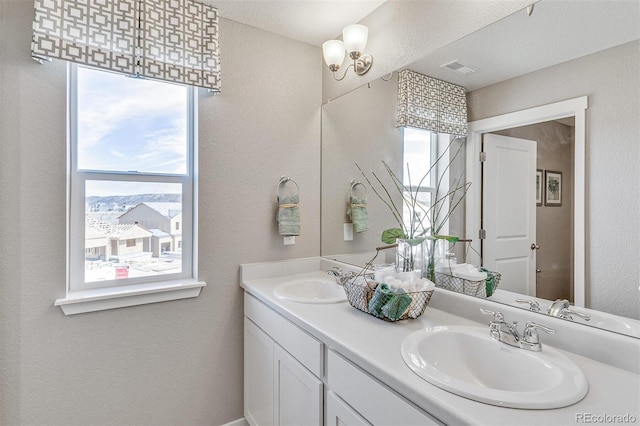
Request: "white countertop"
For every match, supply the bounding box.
[241,261,640,426]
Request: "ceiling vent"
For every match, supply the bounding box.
[441,60,479,76]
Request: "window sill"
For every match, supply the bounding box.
[55,279,206,315]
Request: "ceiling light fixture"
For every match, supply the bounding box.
[322,24,372,81]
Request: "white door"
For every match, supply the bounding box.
[483,133,537,296]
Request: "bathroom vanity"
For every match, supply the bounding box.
[241,258,640,425]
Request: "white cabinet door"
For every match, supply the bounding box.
[326,391,370,426]
[244,318,274,426]
[274,344,323,426]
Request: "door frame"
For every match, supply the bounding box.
[465,96,588,307]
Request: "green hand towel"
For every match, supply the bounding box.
[368,283,394,317]
[481,267,496,297]
[347,196,369,233]
[381,289,412,321]
[277,194,300,236]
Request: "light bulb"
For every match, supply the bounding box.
[322,40,346,71]
[343,24,368,59]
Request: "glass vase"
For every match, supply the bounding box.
[395,237,427,279]
[425,236,437,282]
[425,237,451,282]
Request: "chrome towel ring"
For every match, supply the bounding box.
[277,176,299,200]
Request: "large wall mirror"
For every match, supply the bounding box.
[321,1,639,338]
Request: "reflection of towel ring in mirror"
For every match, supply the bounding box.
[277,176,299,199]
[350,180,367,198]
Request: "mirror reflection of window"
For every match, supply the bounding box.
[402,128,456,237]
[402,128,436,236]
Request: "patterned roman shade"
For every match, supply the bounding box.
[31,0,221,92]
[396,69,467,136]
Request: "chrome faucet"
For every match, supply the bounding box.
[326,267,357,285]
[548,299,591,322]
[481,309,556,352]
[326,267,343,278]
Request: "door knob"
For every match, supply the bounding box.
[530,243,540,250]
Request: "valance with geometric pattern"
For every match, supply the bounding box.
[396,69,467,136]
[31,0,221,92]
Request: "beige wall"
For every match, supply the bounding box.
[322,0,531,102]
[0,2,320,424]
[467,41,640,319]
[321,74,402,258]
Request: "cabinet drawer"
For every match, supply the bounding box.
[245,294,323,377]
[327,350,442,426]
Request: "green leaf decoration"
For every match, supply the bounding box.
[381,228,406,244]
[434,234,459,243]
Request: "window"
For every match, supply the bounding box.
[402,128,453,236]
[60,65,202,313]
[402,128,437,236]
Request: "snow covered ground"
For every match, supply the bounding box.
[85,255,182,282]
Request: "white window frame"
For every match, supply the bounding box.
[55,64,205,315]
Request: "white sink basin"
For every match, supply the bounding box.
[274,277,347,304]
[401,326,588,409]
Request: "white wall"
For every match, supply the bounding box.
[467,41,640,319]
[0,2,320,424]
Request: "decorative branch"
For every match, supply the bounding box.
[357,134,471,244]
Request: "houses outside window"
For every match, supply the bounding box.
[69,65,196,291]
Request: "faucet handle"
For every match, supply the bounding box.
[560,307,591,322]
[525,321,556,335]
[515,298,541,312]
[480,308,504,322]
[522,321,556,351]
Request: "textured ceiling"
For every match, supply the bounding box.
[409,0,640,91]
[208,0,387,46]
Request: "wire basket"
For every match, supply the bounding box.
[342,276,433,322]
[434,270,501,298]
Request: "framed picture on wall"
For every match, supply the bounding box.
[545,170,562,206]
[536,169,544,206]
